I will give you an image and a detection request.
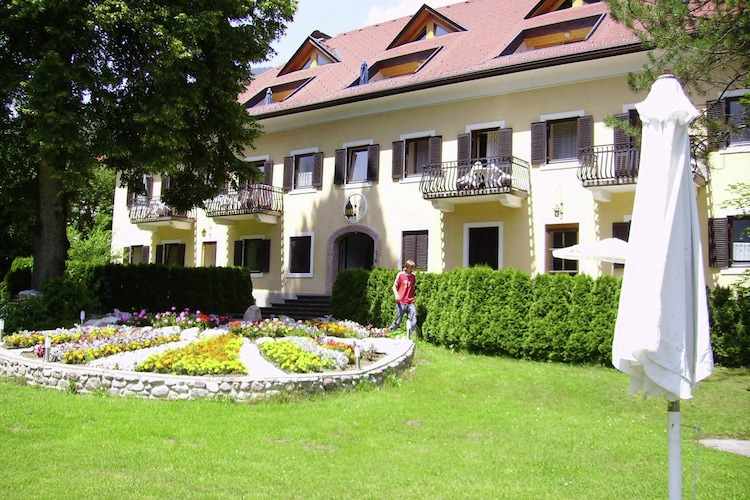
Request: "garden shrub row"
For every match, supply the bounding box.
[331,267,749,368]
[1,260,253,333]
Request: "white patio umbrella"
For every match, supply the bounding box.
[552,237,629,264]
[611,75,713,500]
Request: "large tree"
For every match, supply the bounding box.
[0,0,296,289]
[605,0,750,155]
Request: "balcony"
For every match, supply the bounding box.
[128,197,195,230]
[578,144,707,202]
[419,156,531,212]
[204,184,283,224]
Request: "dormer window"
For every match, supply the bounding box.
[278,31,339,77]
[526,0,601,19]
[498,14,604,56]
[387,5,465,50]
[243,78,314,108]
[353,48,441,86]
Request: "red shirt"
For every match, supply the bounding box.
[394,271,416,304]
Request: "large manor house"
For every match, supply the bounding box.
[111,0,750,307]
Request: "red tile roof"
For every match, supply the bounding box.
[240,0,642,117]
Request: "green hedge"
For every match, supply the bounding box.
[1,262,253,333]
[332,267,747,368]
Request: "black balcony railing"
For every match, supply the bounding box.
[577,144,640,186]
[578,144,707,186]
[204,184,283,217]
[419,156,531,200]
[129,196,195,224]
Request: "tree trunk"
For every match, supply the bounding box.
[32,162,69,290]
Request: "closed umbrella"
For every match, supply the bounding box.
[611,75,713,500]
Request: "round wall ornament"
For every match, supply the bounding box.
[343,193,367,223]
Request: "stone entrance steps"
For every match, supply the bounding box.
[259,294,331,321]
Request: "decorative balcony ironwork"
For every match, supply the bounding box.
[203,184,283,221]
[578,144,707,190]
[128,196,195,227]
[419,156,531,209]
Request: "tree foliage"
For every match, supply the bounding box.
[0,0,297,288]
[605,0,750,163]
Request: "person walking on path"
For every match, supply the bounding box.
[390,260,417,338]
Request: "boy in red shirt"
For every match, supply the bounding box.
[390,260,417,338]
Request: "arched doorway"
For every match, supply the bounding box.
[326,226,380,295]
[338,232,374,270]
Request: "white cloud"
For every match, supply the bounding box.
[367,0,459,25]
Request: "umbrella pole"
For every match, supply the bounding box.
[668,401,682,500]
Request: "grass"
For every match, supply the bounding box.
[0,341,748,499]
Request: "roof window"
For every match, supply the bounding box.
[387,5,465,50]
[499,14,604,56]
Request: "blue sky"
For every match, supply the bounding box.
[265,0,457,67]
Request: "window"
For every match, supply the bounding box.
[500,14,604,55]
[402,230,428,270]
[457,128,512,165]
[709,216,750,268]
[124,245,150,264]
[463,222,503,269]
[548,224,578,274]
[288,233,314,277]
[352,48,441,86]
[283,152,323,191]
[202,242,217,267]
[612,221,631,269]
[386,5,465,49]
[392,136,442,179]
[531,115,593,164]
[526,0,601,19]
[241,159,273,186]
[155,243,186,266]
[234,239,270,273]
[707,93,750,148]
[277,34,339,76]
[334,145,380,184]
[243,78,314,107]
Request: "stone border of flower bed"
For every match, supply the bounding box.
[0,338,415,402]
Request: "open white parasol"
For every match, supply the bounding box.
[611,75,713,499]
[552,237,629,264]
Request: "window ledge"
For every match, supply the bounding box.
[285,273,314,278]
[398,176,422,184]
[540,160,578,171]
[289,187,317,195]
[720,266,750,275]
[343,181,373,189]
[721,144,750,154]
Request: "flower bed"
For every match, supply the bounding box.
[2,311,393,376]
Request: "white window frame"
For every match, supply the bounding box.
[289,147,318,193]
[342,139,373,188]
[539,110,585,169]
[462,221,503,269]
[240,233,267,278]
[286,231,315,278]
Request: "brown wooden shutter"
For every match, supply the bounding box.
[708,217,729,267]
[233,240,244,266]
[392,141,404,179]
[282,156,293,191]
[155,244,164,264]
[613,113,630,146]
[259,239,271,273]
[402,233,415,268]
[367,144,379,181]
[428,136,442,165]
[416,231,428,269]
[141,246,150,264]
[263,160,273,185]
[123,247,131,264]
[177,244,186,266]
[145,176,154,198]
[457,133,471,164]
[498,128,512,157]
[530,122,546,164]
[577,115,593,157]
[312,152,323,187]
[706,99,727,150]
[334,149,346,185]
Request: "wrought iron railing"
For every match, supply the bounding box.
[128,196,195,224]
[419,156,531,199]
[578,144,707,186]
[204,184,283,217]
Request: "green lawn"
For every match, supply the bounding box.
[0,341,748,499]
